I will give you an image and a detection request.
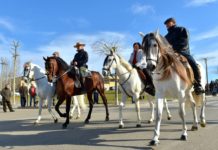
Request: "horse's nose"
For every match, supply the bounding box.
[147,64,155,72]
[102,70,108,76]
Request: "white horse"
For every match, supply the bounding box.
[102,50,171,128]
[141,31,206,145]
[23,62,86,124]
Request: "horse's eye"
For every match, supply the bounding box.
[153,44,157,47]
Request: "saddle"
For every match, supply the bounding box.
[136,69,147,82]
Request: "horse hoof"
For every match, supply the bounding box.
[180,135,187,141]
[191,126,198,131]
[54,119,58,123]
[136,124,141,128]
[105,117,109,121]
[149,140,159,146]
[200,122,206,128]
[84,120,89,124]
[62,124,68,129]
[167,116,172,120]
[119,124,124,129]
[148,120,153,124]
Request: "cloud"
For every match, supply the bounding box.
[19,32,133,73]
[192,26,218,41]
[131,3,155,15]
[186,0,217,7]
[0,18,15,32]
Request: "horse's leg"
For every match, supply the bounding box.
[47,96,58,123]
[84,92,94,124]
[62,96,71,129]
[35,97,43,124]
[98,89,109,121]
[134,93,141,127]
[178,94,188,141]
[200,93,206,127]
[147,95,155,123]
[187,91,198,131]
[55,98,66,118]
[70,96,77,119]
[119,93,127,128]
[164,98,172,120]
[150,95,164,146]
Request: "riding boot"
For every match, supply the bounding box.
[80,76,87,94]
[142,68,155,96]
[193,68,205,95]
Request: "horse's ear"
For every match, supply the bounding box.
[154,28,160,37]
[110,49,114,55]
[139,32,145,38]
[43,57,47,61]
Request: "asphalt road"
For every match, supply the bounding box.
[0,96,218,150]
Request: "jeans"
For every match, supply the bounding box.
[20,97,26,107]
[30,96,36,107]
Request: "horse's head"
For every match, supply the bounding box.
[141,30,163,72]
[102,50,119,76]
[43,56,59,82]
[23,62,34,82]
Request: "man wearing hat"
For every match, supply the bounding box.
[71,42,88,93]
[52,51,60,57]
[164,17,204,95]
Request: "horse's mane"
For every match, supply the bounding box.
[144,32,190,83]
[117,54,133,72]
[55,57,70,70]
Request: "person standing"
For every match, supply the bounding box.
[93,90,99,104]
[164,17,204,95]
[129,42,155,96]
[19,82,28,107]
[29,83,37,107]
[1,84,14,112]
[71,42,88,93]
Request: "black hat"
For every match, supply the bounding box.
[164,17,176,25]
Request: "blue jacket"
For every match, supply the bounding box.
[72,49,88,68]
[165,25,190,53]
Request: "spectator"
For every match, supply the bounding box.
[1,83,14,112]
[19,82,28,107]
[29,83,37,107]
[93,90,99,104]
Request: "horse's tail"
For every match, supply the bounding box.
[77,94,87,110]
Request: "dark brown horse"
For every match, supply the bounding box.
[43,56,109,128]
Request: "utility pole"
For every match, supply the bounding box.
[11,41,20,105]
[198,57,215,91]
[0,58,7,90]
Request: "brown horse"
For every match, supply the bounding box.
[43,56,109,128]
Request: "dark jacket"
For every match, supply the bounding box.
[1,88,11,101]
[165,25,190,53]
[19,86,28,98]
[72,49,88,68]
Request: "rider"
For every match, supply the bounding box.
[129,42,155,96]
[71,42,88,93]
[52,51,60,57]
[164,17,204,95]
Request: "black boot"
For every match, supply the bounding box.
[143,69,155,96]
[80,77,87,94]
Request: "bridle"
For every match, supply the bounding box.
[23,65,46,82]
[102,55,117,74]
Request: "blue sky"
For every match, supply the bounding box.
[0,0,218,82]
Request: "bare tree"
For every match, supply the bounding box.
[0,57,8,90]
[92,40,120,105]
[11,41,20,105]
